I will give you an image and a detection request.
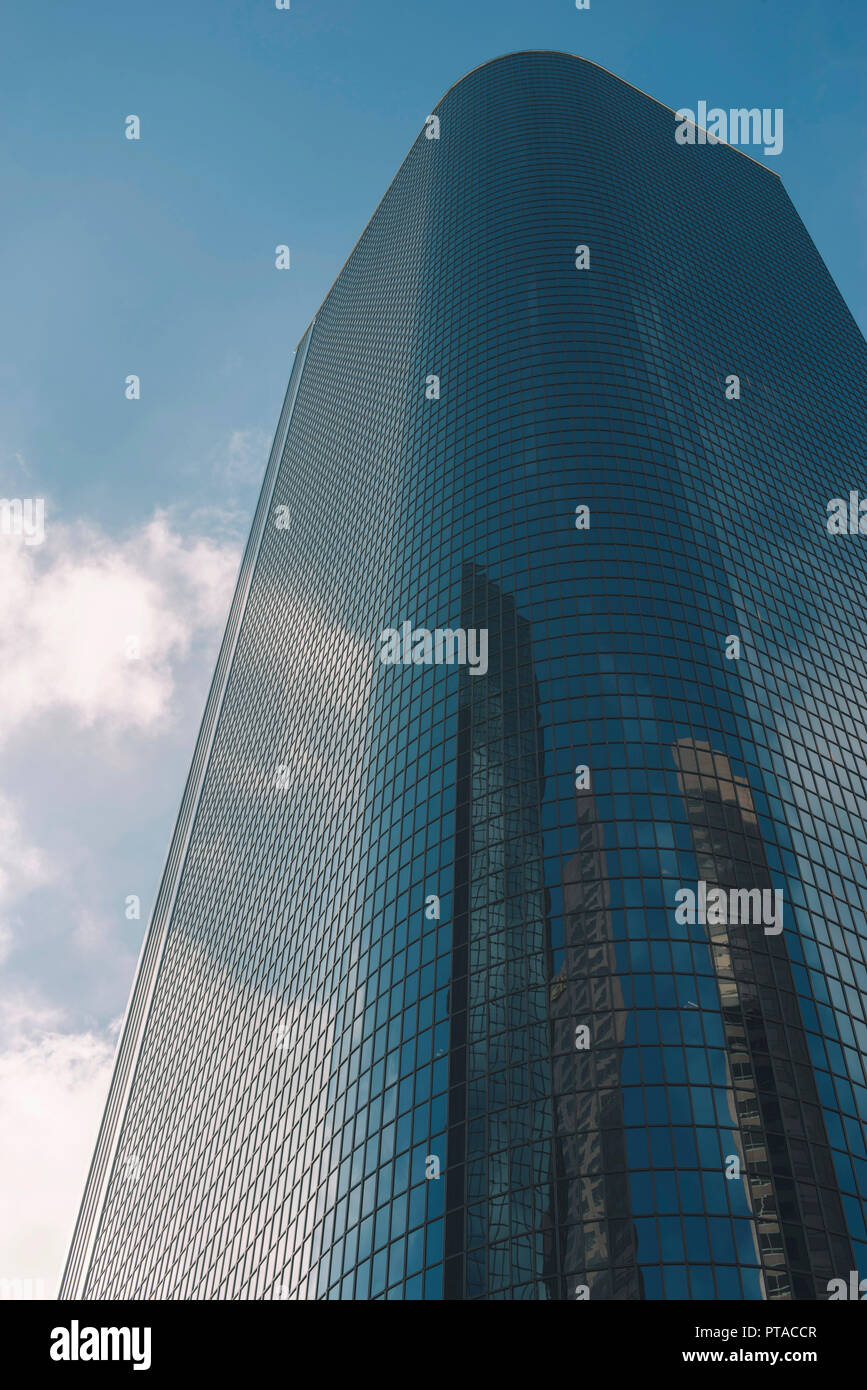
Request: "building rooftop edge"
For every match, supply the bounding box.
[292,50,782,353]
[437,51,782,181]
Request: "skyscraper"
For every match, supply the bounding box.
[62,51,867,1301]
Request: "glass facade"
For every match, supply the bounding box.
[62,51,867,1301]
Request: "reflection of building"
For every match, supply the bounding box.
[445,565,552,1299]
[547,789,643,1300]
[672,740,854,1300]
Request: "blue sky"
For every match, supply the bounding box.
[2,0,865,527]
[0,0,864,1295]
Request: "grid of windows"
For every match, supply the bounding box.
[63,52,867,1301]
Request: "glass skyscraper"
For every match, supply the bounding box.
[62,51,867,1302]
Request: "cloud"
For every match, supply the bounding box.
[0,510,240,744]
[0,1000,117,1297]
[219,429,270,489]
[270,600,372,809]
[0,794,50,966]
[0,499,244,1291]
[0,449,31,482]
[180,429,268,542]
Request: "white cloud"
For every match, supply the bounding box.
[181,429,267,542]
[0,500,245,1292]
[219,429,270,489]
[0,1000,117,1297]
[0,794,50,966]
[0,510,240,744]
[71,906,113,954]
[272,600,372,808]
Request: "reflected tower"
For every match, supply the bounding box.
[547,787,643,1300]
[445,563,553,1299]
[671,740,854,1300]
